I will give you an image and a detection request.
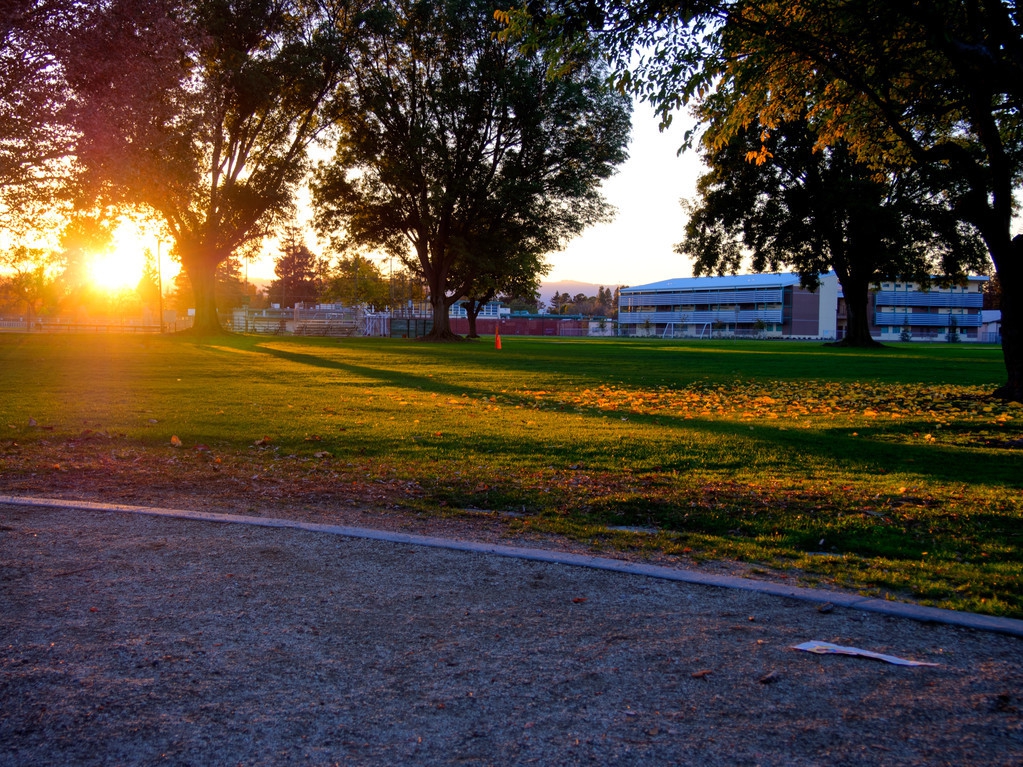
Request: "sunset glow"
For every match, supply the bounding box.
[88,220,151,291]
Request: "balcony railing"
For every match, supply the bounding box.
[874,311,982,327]
[875,291,983,308]
[619,288,785,308]
[619,309,784,325]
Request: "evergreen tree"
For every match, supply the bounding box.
[268,228,323,308]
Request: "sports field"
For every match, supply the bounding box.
[1,333,1019,616]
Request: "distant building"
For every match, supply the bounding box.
[619,273,990,342]
[980,310,1002,344]
[868,277,987,342]
[618,273,839,340]
[448,300,510,319]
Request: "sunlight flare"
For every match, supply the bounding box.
[88,219,152,291]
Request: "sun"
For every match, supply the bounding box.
[89,219,152,291]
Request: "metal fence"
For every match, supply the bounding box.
[0,317,192,334]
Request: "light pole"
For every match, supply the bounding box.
[156,237,164,333]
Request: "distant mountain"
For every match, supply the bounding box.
[538,280,625,311]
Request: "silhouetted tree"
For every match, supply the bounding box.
[678,119,985,346]
[313,0,629,340]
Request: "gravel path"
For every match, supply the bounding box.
[2,504,1022,766]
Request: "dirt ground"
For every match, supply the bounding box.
[2,502,1022,766]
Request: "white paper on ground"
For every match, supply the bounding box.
[792,641,940,666]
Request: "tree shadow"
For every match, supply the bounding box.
[245,342,1021,490]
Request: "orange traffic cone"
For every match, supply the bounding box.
[495,329,502,350]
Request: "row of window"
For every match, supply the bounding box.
[622,303,784,314]
[879,282,981,292]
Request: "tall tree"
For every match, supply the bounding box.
[504,0,1023,398]
[678,118,987,346]
[320,254,391,307]
[0,245,64,328]
[69,0,356,333]
[548,291,568,314]
[268,227,324,307]
[313,0,629,340]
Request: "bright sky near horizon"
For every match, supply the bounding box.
[543,104,705,289]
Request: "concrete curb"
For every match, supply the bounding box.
[4,494,1023,638]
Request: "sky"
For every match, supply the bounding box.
[543,104,705,288]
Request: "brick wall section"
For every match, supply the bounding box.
[450,317,590,336]
[788,287,822,336]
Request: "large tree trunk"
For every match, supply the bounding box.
[420,248,462,341]
[181,250,223,335]
[465,304,480,339]
[423,292,462,341]
[834,272,881,348]
[463,293,494,339]
[992,235,1023,401]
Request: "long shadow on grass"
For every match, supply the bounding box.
[353,336,1007,389]
[251,343,500,398]
[249,343,1021,490]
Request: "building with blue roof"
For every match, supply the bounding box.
[619,272,989,341]
[618,273,839,339]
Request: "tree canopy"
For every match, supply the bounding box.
[506,0,1023,398]
[678,117,988,346]
[313,0,630,340]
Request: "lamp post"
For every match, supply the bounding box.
[156,237,164,333]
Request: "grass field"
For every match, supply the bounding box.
[1,332,1020,616]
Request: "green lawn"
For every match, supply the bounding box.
[1,332,1020,616]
